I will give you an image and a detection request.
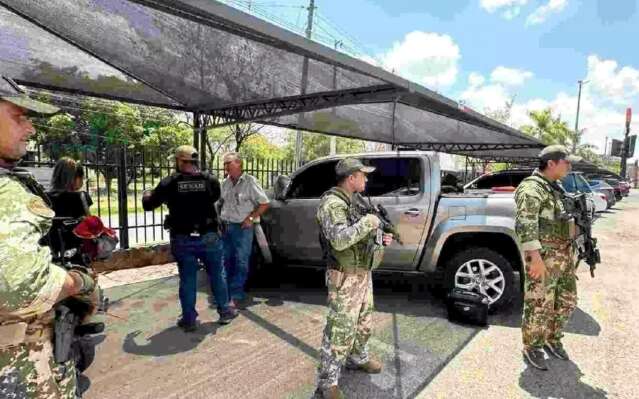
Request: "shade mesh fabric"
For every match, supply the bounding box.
[0,0,544,158]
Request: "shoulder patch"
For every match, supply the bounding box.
[26,196,55,219]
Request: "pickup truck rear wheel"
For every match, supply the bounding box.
[444,247,515,312]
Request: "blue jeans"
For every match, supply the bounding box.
[170,232,231,323]
[222,223,254,301]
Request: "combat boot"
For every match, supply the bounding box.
[346,357,383,374]
[320,385,345,399]
[545,342,569,360]
[523,348,548,370]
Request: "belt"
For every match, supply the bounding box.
[170,227,217,237]
[0,322,53,349]
[540,240,572,250]
[327,264,371,275]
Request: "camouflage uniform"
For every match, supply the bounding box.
[316,186,384,390]
[0,173,76,398]
[515,171,577,350]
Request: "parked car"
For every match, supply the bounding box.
[463,169,532,190]
[464,169,599,215]
[619,180,631,196]
[588,180,616,209]
[560,172,601,216]
[602,178,624,201]
[258,152,530,312]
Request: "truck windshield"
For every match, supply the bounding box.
[365,158,422,197]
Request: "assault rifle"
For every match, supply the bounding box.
[352,193,403,245]
[48,218,110,398]
[561,192,601,277]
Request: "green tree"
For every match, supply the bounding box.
[284,132,365,162]
[520,108,574,146]
[238,134,285,160]
[519,108,613,169]
[140,125,192,154]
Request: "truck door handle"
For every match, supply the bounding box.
[404,209,421,216]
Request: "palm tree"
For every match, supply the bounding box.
[520,109,574,146]
[520,108,604,165]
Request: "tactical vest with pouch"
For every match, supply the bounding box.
[524,175,575,243]
[318,188,384,272]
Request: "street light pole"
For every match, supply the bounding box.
[621,108,632,179]
[573,80,587,153]
[294,0,316,167]
[329,39,343,156]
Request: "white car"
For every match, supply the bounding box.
[591,191,608,213]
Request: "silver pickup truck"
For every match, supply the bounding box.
[257,151,524,312]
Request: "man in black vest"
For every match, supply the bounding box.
[143,145,237,332]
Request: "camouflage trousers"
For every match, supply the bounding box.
[0,340,76,399]
[522,244,577,350]
[317,268,374,389]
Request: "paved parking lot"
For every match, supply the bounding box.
[86,191,638,399]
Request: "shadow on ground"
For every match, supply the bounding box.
[519,358,608,398]
[94,265,601,399]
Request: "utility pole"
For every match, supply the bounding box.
[621,107,632,179]
[294,0,316,167]
[329,39,343,156]
[573,80,587,153]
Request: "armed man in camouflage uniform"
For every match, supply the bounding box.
[315,158,393,399]
[515,144,582,370]
[0,76,97,398]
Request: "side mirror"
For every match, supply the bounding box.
[273,175,292,200]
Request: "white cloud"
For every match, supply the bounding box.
[480,0,528,19]
[468,72,486,87]
[490,66,534,86]
[459,57,639,157]
[461,75,512,110]
[586,55,639,104]
[526,0,568,26]
[381,31,461,89]
[480,0,528,13]
[460,66,532,111]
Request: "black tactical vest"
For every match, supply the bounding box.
[163,172,220,235]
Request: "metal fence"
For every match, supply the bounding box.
[22,143,296,249]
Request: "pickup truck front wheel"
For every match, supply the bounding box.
[444,247,515,312]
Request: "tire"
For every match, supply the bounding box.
[443,247,515,313]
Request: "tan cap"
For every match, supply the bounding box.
[335,157,375,177]
[539,144,582,162]
[168,145,199,162]
[0,76,59,115]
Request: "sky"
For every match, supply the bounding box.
[229,0,639,159]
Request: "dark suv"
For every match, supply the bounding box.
[463,169,533,190]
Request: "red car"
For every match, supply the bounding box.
[619,181,631,196]
[603,178,626,201]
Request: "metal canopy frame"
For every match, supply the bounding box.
[204,84,403,126]
[1,0,546,160]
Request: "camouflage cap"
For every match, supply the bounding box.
[539,144,582,162]
[0,76,59,115]
[335,157,375,177]
[168,145,199,162]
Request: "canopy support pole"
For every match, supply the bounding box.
[390,95,401,151]
[193,111,201,160]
